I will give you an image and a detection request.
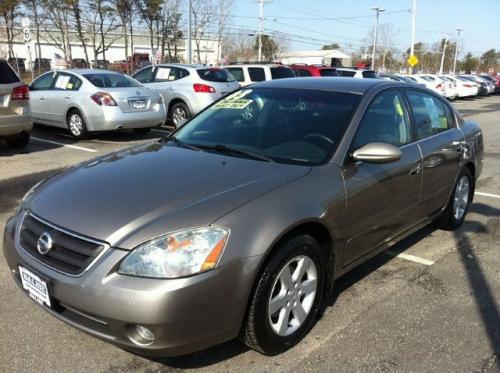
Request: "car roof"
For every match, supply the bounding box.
[291,64,335,70]
[224,64,290,68]
[65,69,123,75]
[249,77,397,94]
[157,63,205,69]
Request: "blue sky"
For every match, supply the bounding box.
[228,0,499,57]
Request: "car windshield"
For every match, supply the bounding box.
[197,68,236,82]
[83,73,142,88]
[173,88,360,165]
[270,67,295,79]
[319,69,339,77]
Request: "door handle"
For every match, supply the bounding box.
[409,162,422,176]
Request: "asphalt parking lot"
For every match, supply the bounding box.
[1,96,499,372]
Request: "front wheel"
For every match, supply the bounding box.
[438,168,474,230]
[240,234,325,355]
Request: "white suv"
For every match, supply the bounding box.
[336,68,378,79]
[0,60,32,148]
[224,64,295,86]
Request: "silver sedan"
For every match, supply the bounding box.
[29,69,166,139]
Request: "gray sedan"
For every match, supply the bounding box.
[3,78,483,357]
[29,69,166,139]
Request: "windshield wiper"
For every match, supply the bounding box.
[195,143,274,162]
[161,134,201,151]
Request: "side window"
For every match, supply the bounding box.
[442,101,456,128]
[296,69,311,77]
[352,90,412,149]
[133,67,153,83]
[339,70,356,77]
[226,68,244,82]
[154,66,173,82]
[176,68,189,79]
[53,74,82,91]
[31,73,55,91]
[407,90,451,140]
[248,67,266,82]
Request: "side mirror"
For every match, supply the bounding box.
[352,142,402,164]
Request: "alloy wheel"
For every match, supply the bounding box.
[69,114,83,137]
[172,107,187,126]
[268,255,318,337]
[453,175,470,220]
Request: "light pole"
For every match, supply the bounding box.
[409,0,416,74]
[452,28,463,75]
[439,35,447,75]
[258,0,264,62]
[371,7,385,71]
[188,0,192,64]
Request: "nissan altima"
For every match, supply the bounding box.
[3,78,483,356]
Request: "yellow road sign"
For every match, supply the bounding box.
[407,54,419,67]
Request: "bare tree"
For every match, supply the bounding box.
[114,0,133,72]
[214,0,232,64]
[42,0,74,63]
[0,0,21,59]
[134,0,163,60]
[66,0,90,66]
[191,0,214,63]
[158,0,182,62]
[223,31,254,62]
[24,0,46,74]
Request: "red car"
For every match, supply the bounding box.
[291,64,339,77]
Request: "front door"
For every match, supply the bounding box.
[404,89,464,217]
[342,89,422,266]
[29,72,56,123]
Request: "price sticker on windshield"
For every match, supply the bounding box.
[214,99,253,109]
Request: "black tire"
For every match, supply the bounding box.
[169,101,190,128]
[133,128,151,135]
[66,109,87,140]
[5,131,30,148]
[240,234,325,355]
[438,167,474,230]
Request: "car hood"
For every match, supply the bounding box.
[25,142,310,249]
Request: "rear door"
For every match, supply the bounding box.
[342,89,422,265]
[45,72,83,126]
[29,72,56,123]
[404,89,464,218]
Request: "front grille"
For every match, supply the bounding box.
[18,213,107,275]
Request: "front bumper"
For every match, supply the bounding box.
[3,215,260,357]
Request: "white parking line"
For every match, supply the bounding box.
[31,137,97,153]
[385,251,435,266]
[475,191,500,200]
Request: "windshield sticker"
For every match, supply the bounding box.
[214,99,253,109]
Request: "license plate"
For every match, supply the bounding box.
[131,100,146,110]
[19,266,51,307]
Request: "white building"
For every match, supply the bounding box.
[279,49,351,67]
[0,26,221,69]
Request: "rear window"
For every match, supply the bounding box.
[83,73,142,88]
[197,68,235,82]
[362,70,377,78]
[270,67,295,79]
[0,60,20,84]
[319,69,339,77]
[338,70,356,77]
[226,67,244,82]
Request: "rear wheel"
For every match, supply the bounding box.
[240,234,325,355]
[169,102,190,128]
[67,110,87,140]
[438,168,474,230]
[5,131,30,148]
[133,128,151,135]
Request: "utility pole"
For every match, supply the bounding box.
[452,28,463,75]
[371,7,385,71]
[188,0,192,64]
[258,0,264,62]
[409,0,416,74]
[439,35,447,75]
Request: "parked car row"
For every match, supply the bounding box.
[380,72,499,99]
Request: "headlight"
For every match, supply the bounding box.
[16,180,43,215]
[118,227,229,278]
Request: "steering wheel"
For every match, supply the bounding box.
[302,133,334,150]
